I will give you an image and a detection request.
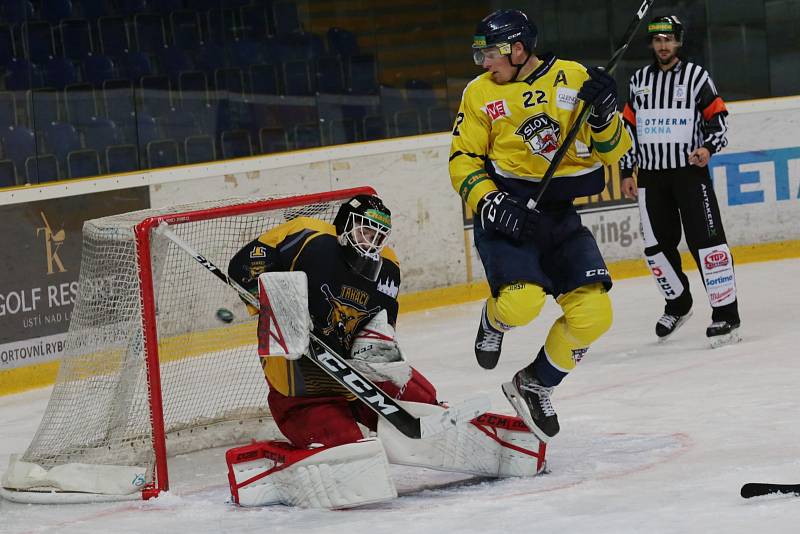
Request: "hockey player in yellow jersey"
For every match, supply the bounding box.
[450,9,631,442]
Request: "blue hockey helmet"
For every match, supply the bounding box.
[472,9,538,65]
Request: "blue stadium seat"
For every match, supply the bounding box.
[0,92,17,129]
[59,19,94,60]
[0,159,16,186]
[239,5,269,41]
[314,56,345,94]
[105,143,139,173]
[65,83,99,127]
[98,16,130,57]
[44,121,82,164]
[26,153,60,183]
[1,126,36,177]
[170,10,204,49]
[42,0,74,23]
[67,148,101,178]
[184,134,216,163]
[272,1,301,35]
[178,70,211,113]
[44,57,79,90]
[249,63,279,95]
[1,0,34,25]
[139,75,173,116]
[258,126,289,154]
[83,54,116,87]
[327,27,359,58]
[291,122,321,149]
[27,88,62,128]
[5,59,44,91]
[146,139,179,168]
[282,60,313,96]
[0,24,16,67]
[347,54,379,95]
[220,129,252,159]
[22,22,56,64]
[102,79,135,129]
[81,116,120,154]
[154,0,185,15]
[134,14,166,55]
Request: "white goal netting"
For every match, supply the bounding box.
[1,188,370,502]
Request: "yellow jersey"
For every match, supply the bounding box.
[450,53,632,212]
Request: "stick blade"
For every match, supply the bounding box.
[741,483,800,499]
[418,396,491,438]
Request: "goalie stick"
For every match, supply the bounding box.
[740,483,800,499]
[155,222,489,440]
[526,0,656,210]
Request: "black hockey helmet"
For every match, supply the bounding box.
[647,15,684,43]
[472,9,538,66]
[333,194,392,281]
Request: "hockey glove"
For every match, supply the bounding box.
[578,67,618,129]
[479,191,538,242]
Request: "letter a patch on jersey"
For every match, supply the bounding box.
[515,113,561,162]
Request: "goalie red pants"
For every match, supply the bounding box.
[267,367,438,448]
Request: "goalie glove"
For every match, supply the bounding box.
[349,310,411,388]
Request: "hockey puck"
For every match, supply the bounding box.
[216,308,234,323]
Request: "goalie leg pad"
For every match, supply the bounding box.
[227,438,397,509]
[379,402,546,477]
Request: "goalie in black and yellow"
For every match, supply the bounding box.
[450,9,632,442]
[226,194,547,509]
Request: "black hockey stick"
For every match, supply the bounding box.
[741,483,800,499]
[526,0,655,210]
[154,223,489,440]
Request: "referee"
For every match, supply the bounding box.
[620,15,741,347]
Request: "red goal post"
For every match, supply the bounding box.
[1,186,374,504]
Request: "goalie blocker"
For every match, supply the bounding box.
[227,403,546,509]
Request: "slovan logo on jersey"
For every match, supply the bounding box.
[515,113,560,161]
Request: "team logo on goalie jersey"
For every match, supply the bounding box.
[515,113,561,161]
[320,284,380,348]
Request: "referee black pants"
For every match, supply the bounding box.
[637,165,740,323]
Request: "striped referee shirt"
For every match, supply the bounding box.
[620,59,728,175]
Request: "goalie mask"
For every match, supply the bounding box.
[333,195,392,281]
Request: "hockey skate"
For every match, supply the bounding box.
[475,302,504,369]
[707,319,741,348]
[502,367,559,443]
[655,310,693,341]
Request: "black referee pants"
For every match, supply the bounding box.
[637,165,740,323]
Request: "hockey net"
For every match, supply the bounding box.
[1,187,374,503]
